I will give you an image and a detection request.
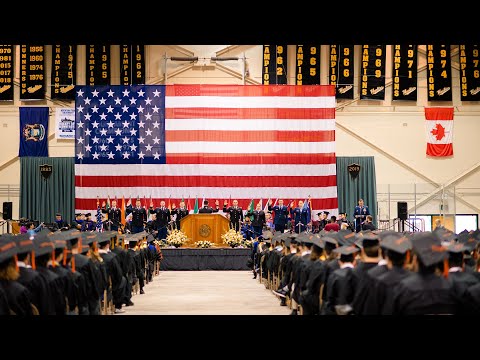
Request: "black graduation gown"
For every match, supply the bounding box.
[462,282,480,314]
[69,268,88,313]
[18,267,51,315]
[391,272,457,315]
[352,264,388,315]
[0,283,10,315]
[73,254,101,312]
[36,266,66,315]
[133,251,144,287]
[447,271,479,314]
[125,249,137,285]
[287,254,303,291]
[325,267,355,315]
[294,255,313,303]
[111,247,128,276]
[100,252,127,307]
[50,265,76,313]
[376,267,412,315]
[300,260,326,315]
[279,253,295,288]
[321,259,340,313]
[0,280,33,316]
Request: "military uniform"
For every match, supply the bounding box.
[126,205,147,234]
[223,205,244,231]
[102,207,122,231]
[247,209,266,237]
[290,206,311,233]
[150,206,171,240]
[171,207,189,230]
[354,204,370,233]
[268,204,290,232]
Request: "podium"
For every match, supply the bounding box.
[180,214,230,246]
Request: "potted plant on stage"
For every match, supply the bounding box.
[221,229,244,248]
[166,229,189,248]
[194,240,214,248]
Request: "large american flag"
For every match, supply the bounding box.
[75,85,338,216]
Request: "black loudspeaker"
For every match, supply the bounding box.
[2,202,12,220]
[397,202,408,220]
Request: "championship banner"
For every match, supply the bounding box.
[0,45,14,101]
[392,45,417,101]
[296,45,320,85]
[120,45,146,85]
[51,45,76,100]
[262,45,288,84]
[86,45,110,86]
[20,45,45,100]
[426,45,452,101]
[329,45,354,99]
[459,45,480,101]
[55,108,75,139]
[360,45,386,100]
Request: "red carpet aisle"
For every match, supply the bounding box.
[120,271,290,315]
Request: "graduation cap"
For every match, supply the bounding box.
[75,213,83,217]
[457,232,478,252]
[354,233,380,249]
[311,234,325,249]
[284,237,292,247]
[47,232,67,249]
[286,233,299,244]
[380,233,412,255]
[333,245,359,256]
[337,229,355,246]
[85,213,92,217]
[296,232,313,245]
[33,235,56,257]
[0,236,19,264]
[317,211,329,217]
[446,242,466,254]
[338,211,347,217]
[11,234,34,254]
[412,232,448,267]
[322,236,338,250]
[81,232,99,245]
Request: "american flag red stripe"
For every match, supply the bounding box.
[75,84,338,215]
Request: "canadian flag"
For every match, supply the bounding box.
[425,107,454,157]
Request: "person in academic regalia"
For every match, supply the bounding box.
[48,236,77,315]
[325,245,359,315]
[319,236,340,315]
[361,215,377,231]
[445,243,479,314]
[53,213,70,231]
[81,213,96,232]
[111,236,134,307]
[289,237,315,315]
[223,199,244,232]
[351,233,383,315]
[13,234,52,315]
[33,235,67,315]
[317,212,329,232]
[391,232,457,315]
[0,236,34,316]
[97,233,129,313]
[247,203,266,238]
[299,236,326,315]
[290,200,311,234]
[462,281,480,314]
[149,200,171,241]
[268,199,290,233]
[71,213,84,231]
[127,238,145,294]
[126,199,148,234]
[171,201,189,231]
[241,217,255,240]
[0,283,10,315]
[102,199,122,232]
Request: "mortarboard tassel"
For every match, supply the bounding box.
[443,257,449,279]
[71,256,75,273]
[405,250,410,265]
[14,254,19,272]
[51,251,56,268]
[31,251,36,270]
[63,248,68,266]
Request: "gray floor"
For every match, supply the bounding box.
[121,271,290,315]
